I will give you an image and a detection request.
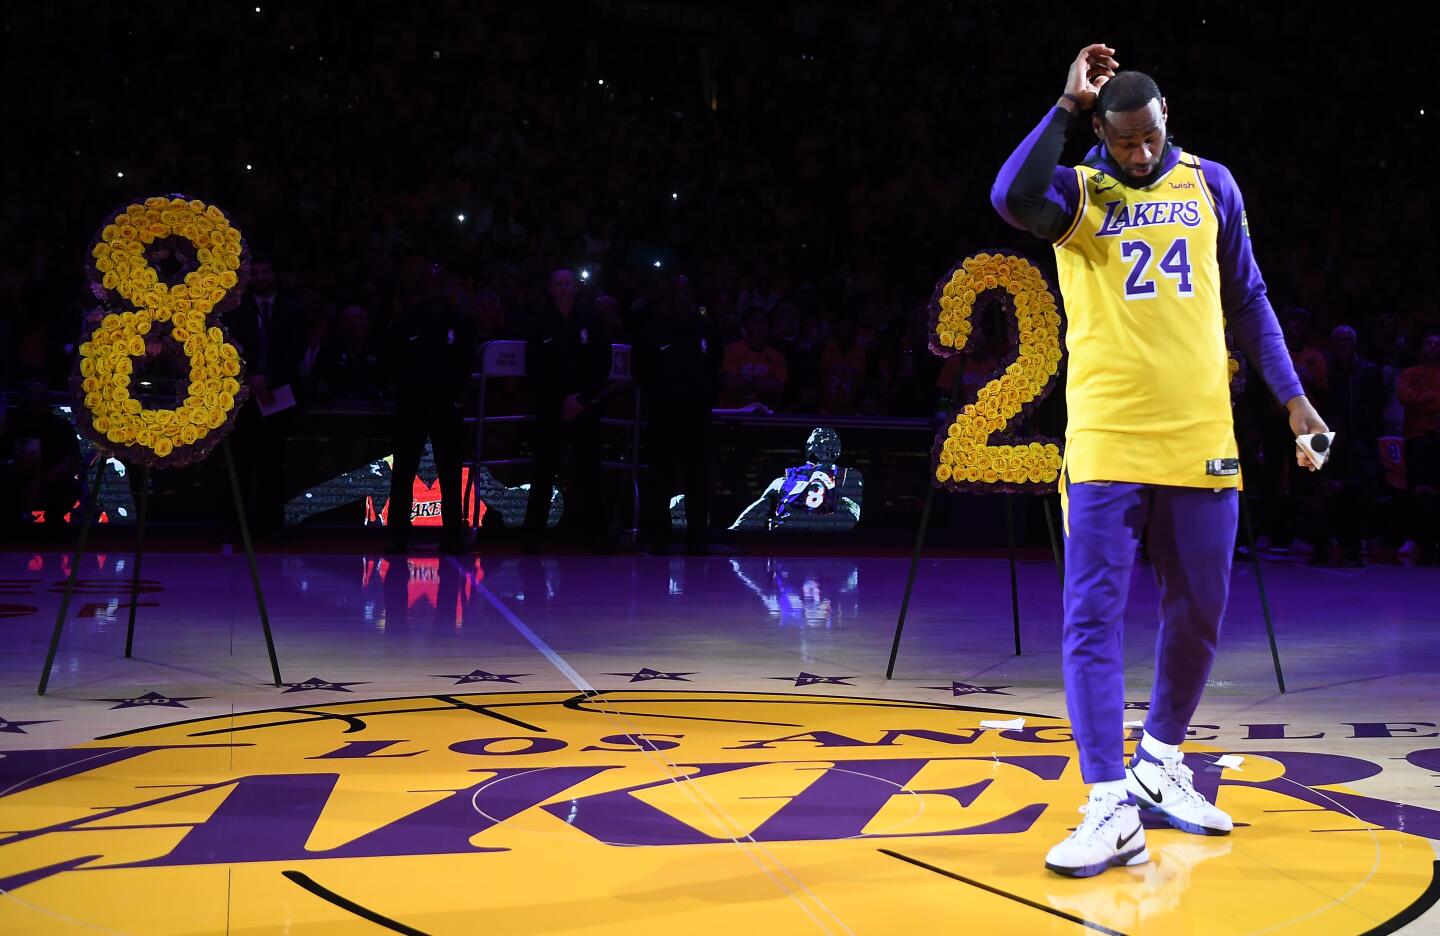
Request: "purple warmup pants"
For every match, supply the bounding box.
[1063,481,1239,783]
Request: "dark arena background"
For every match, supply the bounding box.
[3,3,1440,933]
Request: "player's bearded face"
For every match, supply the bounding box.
[1098,99,1167,180]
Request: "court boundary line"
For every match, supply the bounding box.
[1357,860,1440,935]
[282,870,430,935]
[878,847,1129,935]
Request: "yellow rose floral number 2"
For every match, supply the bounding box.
[76,196,249,468]
[929,250,1064,493]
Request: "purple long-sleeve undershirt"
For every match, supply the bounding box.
[991,108,1304,406]
[989,107,1080,242]
[1195,156,1304,405]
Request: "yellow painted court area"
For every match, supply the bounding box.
[0,692,1433,934]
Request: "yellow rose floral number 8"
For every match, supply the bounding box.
[929,250,1064,493]
[76,196,248,468]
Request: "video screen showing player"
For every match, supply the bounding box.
[727,427,862,533]
[282,443,561,531]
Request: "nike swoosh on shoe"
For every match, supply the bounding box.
[1130,768,1165,804]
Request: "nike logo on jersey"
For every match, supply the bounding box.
[660,344,672,351]
[1095,199,1202,237]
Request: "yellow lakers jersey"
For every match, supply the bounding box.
[1053,152,1237,490]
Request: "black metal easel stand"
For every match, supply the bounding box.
[1239,492,1286,693]
[885,480,1286,695]
[38,440,282,695]
[886,487,1064,679]
[123,465,150,658]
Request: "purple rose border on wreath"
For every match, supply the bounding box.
[926,247,1067,496]
[71,194,252,471]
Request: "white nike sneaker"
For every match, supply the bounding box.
[1126,750,1233,835]
[1045,836,1233,927]
[1045,790,1149,878]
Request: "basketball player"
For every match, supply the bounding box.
[992,44,1329,876]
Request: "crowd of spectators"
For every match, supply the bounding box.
[3,3,1437,556]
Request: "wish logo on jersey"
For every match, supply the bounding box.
[1095,199,1203,237]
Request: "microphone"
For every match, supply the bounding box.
[1296,432,1335,470]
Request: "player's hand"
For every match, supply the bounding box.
[1286,395,1329,470]
[1064,44,1118,110]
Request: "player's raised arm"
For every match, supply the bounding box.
[990,44,1117,241]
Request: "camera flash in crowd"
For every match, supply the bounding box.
[457,213,466,222]
[116,171,124,178]
[653,260,662,269]
[671,192,678,200]
[580,269,591,281]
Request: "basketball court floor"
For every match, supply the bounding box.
[2,546,1437,934]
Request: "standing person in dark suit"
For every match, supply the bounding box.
[1310,325,1386,565]
[632,274,721,555]
[225,257,307,540]
[385,261,476,555]
[1398,333,1440,563]
[523,268,614,551]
